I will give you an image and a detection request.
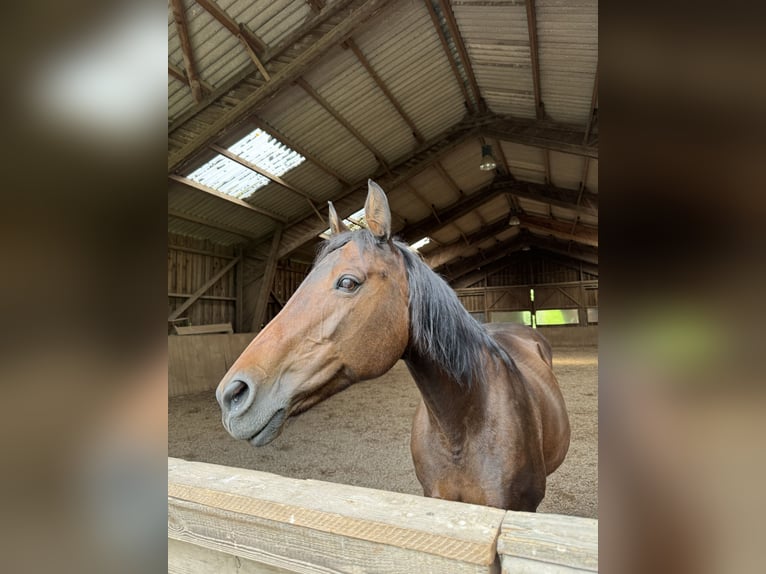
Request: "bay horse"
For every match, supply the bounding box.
[216,180,570,511]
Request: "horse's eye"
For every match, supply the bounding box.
[336,276,360,292]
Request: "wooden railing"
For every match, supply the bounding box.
[168,458,597,573]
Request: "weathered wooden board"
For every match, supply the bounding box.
[174,323,234,335]
[497,511,597,572]
[168,458,506,574]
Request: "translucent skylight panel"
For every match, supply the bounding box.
[409,237,431,251]
[186,127,305,200]
[187,155,270,199]
[229,129,305,176]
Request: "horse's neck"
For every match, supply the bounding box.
[403,350,487,444]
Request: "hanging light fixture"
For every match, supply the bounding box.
[508,214,521,226]
[479,144,497,171]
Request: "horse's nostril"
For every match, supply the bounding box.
[223,378,251,412]
[231,381,247,404]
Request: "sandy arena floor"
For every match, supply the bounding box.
[168,347,597,518]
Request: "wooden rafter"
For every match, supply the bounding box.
[169,0,395,173]
[525,0,544,120]
[519,213,598,248]
[436,0,484,111]
[276,113,597,258]
[194,0,265,52]
[524,0,553,185]
[251,227,283,331]
[170,0,203,102]
[425,217,510,269]
[433,162,463,199]
[344,38,424,143]
[209,144,324,222]
[169,175,288,223]
[296,77,390,169]
[480,114,597,159]
[400,174,597,244]
[169,0,357,132]
[194,0,270,81]
[583,62,598,145]
[169,62,214,93]
[423,0,474,112]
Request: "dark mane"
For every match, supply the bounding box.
[316,229,516,388]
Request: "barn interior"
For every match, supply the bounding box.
[167,0,597,518]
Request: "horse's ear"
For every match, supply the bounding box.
[328,201,349,235]
[364,179,391,240]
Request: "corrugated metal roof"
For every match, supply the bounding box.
[259,80,379,184]
[548,150,584,190]
[536,0,598,124]
[354,0,467,141]
[453,1,536,118]
[168,0,597,270]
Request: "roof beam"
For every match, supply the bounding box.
[479,114,597,158]
[399,176,513,244]
[169,175,288,223]
[295,77,390,169]
[275,114,597,257]
[525,0,544,121]
[344,38,424,143]
[169,0,357,131]
[584,62,598,145]
[169,0,396,173]
[423,0,474,112]
[277,119,482,257]
[194,0,266,53]
[399,174,597,245]
[433,162,463,200]
[436,0,484,111]
[519,213,598,247]
[444,235,526,282]
[425,216,511,269]
[170,0,203,102]
[194,0,270,80]
[169,62,214,93]
[209,144,325,221]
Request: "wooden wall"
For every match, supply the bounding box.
[456,252,598,326]
[168,233,313,333]
[168,234,238,329]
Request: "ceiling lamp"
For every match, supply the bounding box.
[479,144,497,171]
[508,214,521,226]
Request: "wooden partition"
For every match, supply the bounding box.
[168,458,598,573]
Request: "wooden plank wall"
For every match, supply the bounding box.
[169,234,313,332]
[168,458,598,574]
[456,253,598,324]
[168,234,237,329]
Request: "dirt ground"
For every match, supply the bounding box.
[168,347,597,518]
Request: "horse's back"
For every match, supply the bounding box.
[484,322,570,475]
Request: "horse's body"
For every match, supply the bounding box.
[216,181,570,511]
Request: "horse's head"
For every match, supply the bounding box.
[216,181,410,446]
